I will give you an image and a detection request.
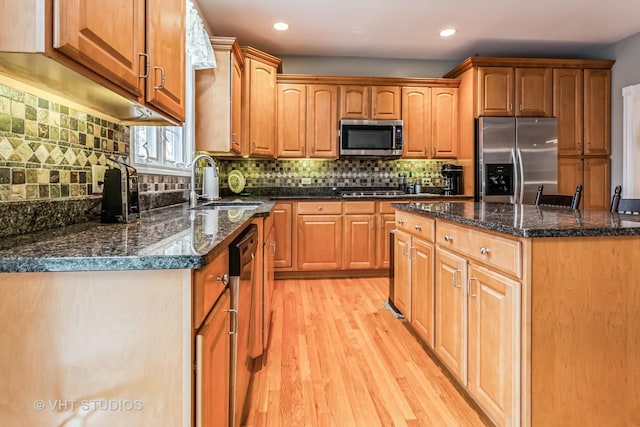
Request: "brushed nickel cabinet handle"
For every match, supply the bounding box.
[452,270,462,288]
[468,278,478,298]
[154,66,165,90]
[138,53,150,78]
[226,308,238,335]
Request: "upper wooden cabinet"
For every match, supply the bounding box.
[0,0,185,123]
[402,87,458,159]
[277,83,338,158]
[196,37,244,154]
[242,47,281,158]
[477,66,552,117]
[339,85,401,119]
[553,68,611,156]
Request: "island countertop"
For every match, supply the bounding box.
[0,200,275,273]
[393,201,640,238]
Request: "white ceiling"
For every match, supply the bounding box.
[197,0,640,62]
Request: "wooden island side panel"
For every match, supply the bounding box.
[0,269,192,427]
[529,236,640,427]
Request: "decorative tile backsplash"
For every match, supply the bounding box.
[0,80,129,201]
[216,158,452,191]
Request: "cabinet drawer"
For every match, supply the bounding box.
[344,201,375,214]
[379,200,410,214]
[193,251,229,329]
[395,211,435,242]
[436,221,521,278]
[297,201,343,215]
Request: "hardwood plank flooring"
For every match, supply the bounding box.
[242,277,489,427]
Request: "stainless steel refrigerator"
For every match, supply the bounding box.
[476,117,558,204]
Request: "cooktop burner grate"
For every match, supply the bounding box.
[340,189,406,198]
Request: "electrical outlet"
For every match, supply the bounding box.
[301,177,312,185]
[92,165,107,194]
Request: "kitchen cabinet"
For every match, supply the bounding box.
[277,84,339,158]
[402,87,458,159]
[196,37,244,154]
[434,247,467,382]
[297,202,343,270]
[273,202,294,269]
[376,201,398,269]
[467,264,521,427]
[558,157,610,210]
[393,229,412,318]
[343,201,376,269]
[263,216,275,352]
[477,66,552,117]
[339,85,401,119]
[0,0,185,122]
[195,289,231,427]
[553,68,611,156]
[242,47,281,158]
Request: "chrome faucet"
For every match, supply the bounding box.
[188,153,217,208]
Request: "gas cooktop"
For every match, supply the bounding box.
[340,189,406,198]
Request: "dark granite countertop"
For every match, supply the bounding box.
[393,201,640,238]
[0,198,275,273]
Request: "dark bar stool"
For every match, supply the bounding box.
[534,184,582,209]
[610,185,640,214]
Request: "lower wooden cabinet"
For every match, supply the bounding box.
[273,203,294,269]
[297,214,343,270]
[195,289,231,427]
[467,264,521,427]
[434,247,467,382]
[558,156,610,210]
[410,237,435,347]
[393,229,412,317]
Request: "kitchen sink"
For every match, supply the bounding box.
[190,200,263,210]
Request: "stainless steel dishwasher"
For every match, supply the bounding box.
[228,224,258,427]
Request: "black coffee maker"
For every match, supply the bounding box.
[441,164,463,195]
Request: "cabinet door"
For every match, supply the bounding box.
[515,67,552,117]
[195,289,230,427]
[583,69,611,156]
[402,87,431,158]
[371,86,401,119]
[435,247,467,382]
[411,238,435,348]
[146,0,186,121]
[478,67,514,116]
[247,59,277,157]
[393,229,412,318]
[54,0,145,98]
[231,58,243,154]
[263,224,275,352]
[307,84,339,158]
[558,158,583,209]
[467,264,521,427]
[297,215,343,270]
[339,85,369,119]
[344,214,376,269]
[277,84,306,157]
[553,69,584,156]
[583,157,610,211]
[432,88,458,158]
[273,203,293,269]
[376,213,396,268]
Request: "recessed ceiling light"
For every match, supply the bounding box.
[440,28,456,38]
[273,21,289,31]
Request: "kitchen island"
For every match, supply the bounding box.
[0,200,274,427]
[392,201,640,427]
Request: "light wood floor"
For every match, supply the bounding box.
[242,277,489,427]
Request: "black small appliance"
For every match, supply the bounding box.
[441,164,464,196]
[101,160,140,223]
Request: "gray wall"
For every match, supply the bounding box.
[605,32,640,191]
[279,55,458,78]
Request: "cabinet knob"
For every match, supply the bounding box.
[216,273,229,285]
[317,206,323,211]
[444,235,453,242]
[480,247,490,255]
[414,225,422,231]
[398,219,404,225]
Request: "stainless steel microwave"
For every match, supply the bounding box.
[339,119,404,158]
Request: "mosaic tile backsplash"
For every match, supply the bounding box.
[216,158,452,192]
[0,81,128,201]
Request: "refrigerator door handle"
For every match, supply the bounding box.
[516,148,525,204]
[511,148,519,203]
